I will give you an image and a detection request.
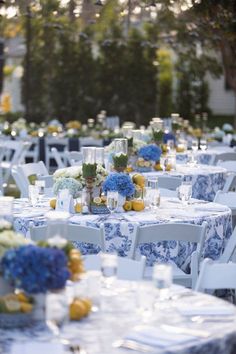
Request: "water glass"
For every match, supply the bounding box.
[167,139,175,152]
[46,290,69,338]
[35,180,45,203]
[153,264,173,301]
[150,189,160,210]
[200,139,207,151]
[147,179,158,189]
[160,156,167,171]
[178,181,192,205]
[101,253,118,288]
[107,191,118,214]
[143,186,152,209]
[28,185,39,207]
[0,196,14,218]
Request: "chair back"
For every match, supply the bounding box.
[219,227,236,263]
[213,152,236,165]
[159,188,178,198]
[195,258,236,292]
[65,151,83,166]
[84,254,146,281]
[29,223,105,252]
[16,161,49,197]
[51,147,66,169]
[45,137,69,169]
[214,191,236,210]
[223,174,236,192]
[157,176,182,191]
[132,222,207,259]
[217,160,236,173]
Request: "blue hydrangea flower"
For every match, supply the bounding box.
[102,173,135,197]
[138,144,162,161]
[1,245,70,294]
[53,177,82,198]
[163,132,176,144]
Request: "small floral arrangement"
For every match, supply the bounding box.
[1,245,70,294]
[0,219,12,232]
[53,164,107,187]
[138,144,162,162]
[11,118,27,133]
[53,177,83,198]
[102,172,135,197]
[0,230,31,260]
[66,120,81,130]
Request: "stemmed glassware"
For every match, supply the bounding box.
[200,138,207,151]
[178,181,192,206]
[28,185,40,207]
[153,264,173,309]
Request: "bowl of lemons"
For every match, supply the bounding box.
[0,292,33,328]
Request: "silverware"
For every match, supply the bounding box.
[113,339,156,353]
[161,324,210,338]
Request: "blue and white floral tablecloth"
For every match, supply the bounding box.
[176,147,235,165]
[13,198,232,273]
[142,164,227,201]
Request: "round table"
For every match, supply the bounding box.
[1,282,236,354]
[13,198,232,272]
[176,147,235,165]
[142,164,227,201]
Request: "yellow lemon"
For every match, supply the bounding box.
[132,174,145,188]
[165,164,172,172]
[4,299,21,313]
[93,197,102,205]
[123,200,132,211]
[70,299,87,321]
[176,146,185,153]
[81,298,92,314]
[101,195,107,203]
[20,302,33,313]
[132,199,145,212]
[125,166,133,173]
[75,203,82,213]
[154,163,163,171]
[16,292,29,303]
[50,198,56,209]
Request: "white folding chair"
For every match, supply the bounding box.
[45,137,69,170]
[84,254,146,281]
[14,161,49,198]
[133,222,207,288]
[79,138,103,148]
[214,191,236,228]
[65,151,83,166]
[1,140,31,188]
[29,223,105,252]
[219,227,236,263]
[195,258,236,293]
[157,176,182,191]
[213,152,236,165]
[159,188,178,198]
[223,174,236,192]
[217,161,236,173]
[0,146,5,195]
[51,147,66,169]
[15,136,39,162]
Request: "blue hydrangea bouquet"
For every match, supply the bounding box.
[136,144,162,172]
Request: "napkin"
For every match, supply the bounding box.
[11,342,65,354]
[194,205,228,213]
[70,214,99,223]
[125,325,196,348]
[178,306,235,316]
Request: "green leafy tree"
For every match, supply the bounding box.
[157,48,173,117]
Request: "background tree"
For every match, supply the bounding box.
[157,48,173,117]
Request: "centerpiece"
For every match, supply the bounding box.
[136,144,162,172]
[102,172,135,212]
[112,138,128,172]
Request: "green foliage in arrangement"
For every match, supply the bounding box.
[113,153,128,170]
[82,163,97,179]
[152,130,164,143]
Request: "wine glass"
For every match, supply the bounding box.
[101,253,118,289]
[107,191,118,215]
[28,185,40,207]
[178,181,192,206]
[46,290,69,340]
[191,139,198,152]
[200,139,207,151]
